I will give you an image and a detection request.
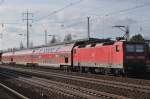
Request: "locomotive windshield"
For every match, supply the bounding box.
[126,45,134,52]
[135,44,144,52]
[126,44,144,53]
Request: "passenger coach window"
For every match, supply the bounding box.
[126,45,134,52]
[136,45,144,52]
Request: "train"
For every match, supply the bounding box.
[0,38,148,75]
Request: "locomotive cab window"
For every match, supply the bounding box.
[126,44,134,53]
[136,44,144,52]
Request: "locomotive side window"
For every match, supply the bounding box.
[136,44,144,52]
[126,45,134,52]
[115,45,120,52]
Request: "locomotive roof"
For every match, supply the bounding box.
[1,38,119,54]
[1,38,147,55]
[74,38,114,47]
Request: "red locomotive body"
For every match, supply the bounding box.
[73,41,147,75]
[73,41,124,73]
[1,38,147,75]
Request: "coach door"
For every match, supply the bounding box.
[65,57,68,63]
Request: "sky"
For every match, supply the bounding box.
[0,0,150,50]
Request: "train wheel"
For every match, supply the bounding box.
[80,67,88,73]
[80,67,84,73]
[67,66,71,72]
[105,69,111,75]
[100,68,105,75]
[79,67,84,73]
[64,66,68,72]
[77,66,80,72]
[114,69,123,76]
[73,66,80,72]
[114,69,119,76]
[85,67,89,73]
[94,68,101,74]
[60,65,64,70]
[90,68,96,74]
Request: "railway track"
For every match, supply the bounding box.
[1,66,150,91]
[0,82,29,99]
[9,67,150,93]
[0,68,126,99]
[0,65,150,99]
[8,64,150,86]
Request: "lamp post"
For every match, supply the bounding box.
[87,17,90,39]
[44,30,47,45]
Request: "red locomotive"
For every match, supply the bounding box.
[1,38,147,75]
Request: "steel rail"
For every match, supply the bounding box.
[3,66,150,93]
[0,71,127,99]
[25,76,127,99]
[0,83,29,99]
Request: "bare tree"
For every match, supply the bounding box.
[130,34,145,42]
[49,36,57,44]
[64,34,72,42]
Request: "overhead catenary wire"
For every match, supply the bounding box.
[105,2,150,16]
[86,1,150,22]
[46,1,150,30]
[4,0,150,31]
[0,0,83,29]
[82,1,150,32]
[2,1,150,40]
[35,0,84,22]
